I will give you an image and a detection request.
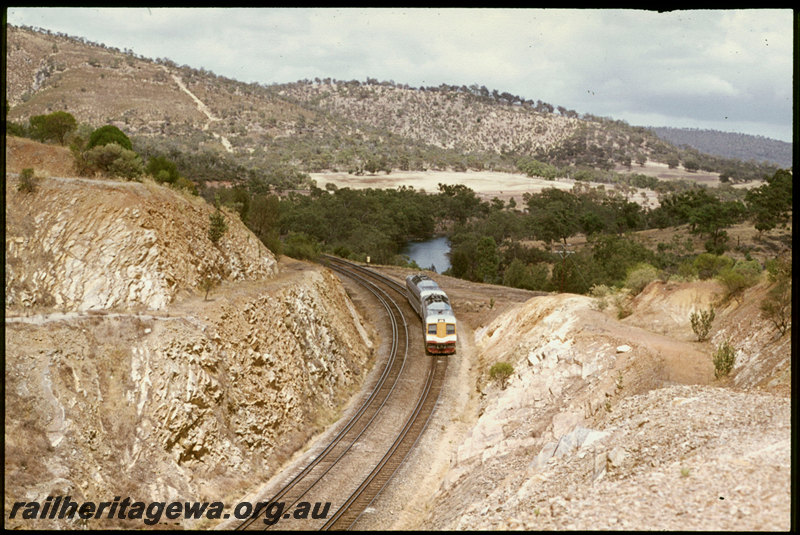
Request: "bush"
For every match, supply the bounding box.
[173,175,198,195]
[760,255,791,336]
[198,275,220,300]
[765,255,791,283]
[690,306,715,342]
[625,263,659,295]
[282,232,320,260]
[84,143,143,179]
[713,339,736,378]
[693,253,734,280]
[88,125,133,151]
[17,168,38,193]
[760,281,791,336]
[675,259,698,280]
[590,284,613,311]
[613,292,633,319]
[146,156,180,184]
[489,361,514,389]
[208,209,228,244]
[716,260,761,302]
[6,120,28,137]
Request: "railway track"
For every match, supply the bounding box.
[236,257,447,531]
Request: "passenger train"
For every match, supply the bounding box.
[405,274,457,355]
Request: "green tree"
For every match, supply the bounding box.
[88,125,133,151]
[282,231,320,260]
[526,188,581,245]
[29,111,77,145]
[693,253,734,280]
[689,199,745,254]
[208,208,228,244]
[746,169,793,233]
[475,236,500,283]
[248,193,282,254]
[438,183,483,224]
[502,258,550,291]
[666,155,680,169]
[683,157,700,172]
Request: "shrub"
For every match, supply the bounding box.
[173,175,198,195]
[625,262,659,295]
[198,275,220,301]
[613,293,633,319]
[88,125,133,151]
[282,232,320,260]
[713,339,736,378]
[489,361,514,389]
[761,279,791,336]
[17,168,38,193]
[765,255,791,283]
[208,209,228,244]
[676,259,698,280]
[590,284,613,311]
[716,260,761,302]
[146,156,180,184]
[693,253,734,280]
[84,143,143,179]
[6,120,28,137]
[690,306,715,342]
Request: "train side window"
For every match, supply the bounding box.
[427,324,437,335]
[446,323,455,335]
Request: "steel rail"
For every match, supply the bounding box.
[318,256,449,531]
[236,263,409,530]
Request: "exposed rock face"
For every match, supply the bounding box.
[6,175,276,311]
[5,268,373,530]
[423,290,790,531]
[5,169,374,529]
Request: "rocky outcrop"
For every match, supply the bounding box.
[4,268,373,529]
[4,162,377,529]
[423,290,790,531]
[6,174,276,311]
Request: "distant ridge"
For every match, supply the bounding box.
[647,127,792,168]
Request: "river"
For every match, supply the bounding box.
[401,236,451,273]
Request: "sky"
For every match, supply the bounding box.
[6,7,795,142]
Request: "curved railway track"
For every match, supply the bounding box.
[236,257,448,531]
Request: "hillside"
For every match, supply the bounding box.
[649,127,793,168]
[6,24,782,189]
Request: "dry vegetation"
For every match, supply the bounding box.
[9,24,782,186]
[4,39,792,528]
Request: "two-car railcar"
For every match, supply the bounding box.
[405,274,457,355]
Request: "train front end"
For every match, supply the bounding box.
[423,304,457,355]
